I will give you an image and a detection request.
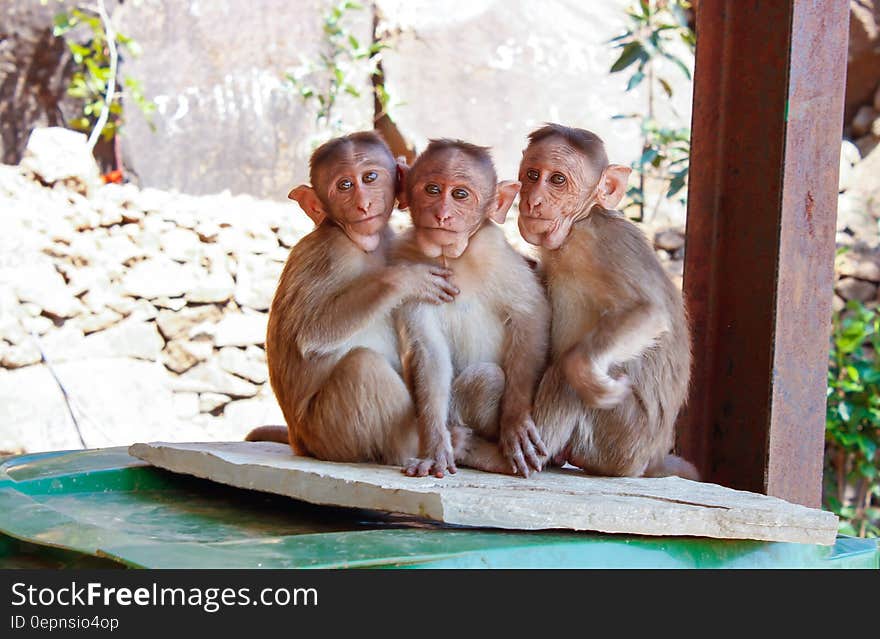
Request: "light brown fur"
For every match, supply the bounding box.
[518,124,697,480]
[533,211,693,477]
[258,132,458,465]
[394,140,551,478]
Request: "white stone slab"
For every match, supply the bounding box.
[129,441,839,546]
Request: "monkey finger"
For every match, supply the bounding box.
[418,459,439,477]
[526,423,549,457]
[431,275,459,294]
[437,280,460,296]
[520,438,543,472]
[430,266,454,278]
[511,450,530,477]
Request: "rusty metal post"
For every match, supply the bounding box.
[680,0,849,507]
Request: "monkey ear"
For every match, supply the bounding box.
[596,164,632,210]
[395,157,410,210]
[490,180,522,224]
[288,185,326,226]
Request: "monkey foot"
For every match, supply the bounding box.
[403,454,457,479]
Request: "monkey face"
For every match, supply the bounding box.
[319,152,396,251]
[407,149,520,258]
[517,136,602,250]
[407,151,497,259]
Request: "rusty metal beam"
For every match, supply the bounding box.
[680,0,849,507]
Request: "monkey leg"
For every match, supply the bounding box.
[300,347,418,466]
[449,363,505,437]
[566,391,665,478]
[447,363,512,474]
[532,363,592,464]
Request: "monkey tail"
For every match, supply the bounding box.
[644,454,701,481]
[244,425,290,445]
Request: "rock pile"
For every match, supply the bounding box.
[836,88,880,310]
[0,128,312,454]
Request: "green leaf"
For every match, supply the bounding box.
[658,77,673,98]
[626,71,645,91]
[348,34,360,50]
[667,170,688,197]
[663,51,692,79]
[639,148,659,166]
[52,12,72,35]
[610,42,647,73]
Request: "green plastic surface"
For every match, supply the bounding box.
[0,447,877,569]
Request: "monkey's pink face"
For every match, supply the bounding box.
[408,153,493,259]
[321,152,396,252]
[517,137,601,250]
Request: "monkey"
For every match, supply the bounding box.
[247,131,460,466]
[516,123,699,480]
[393,139,551,478]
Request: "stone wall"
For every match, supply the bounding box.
[115,0,374,199]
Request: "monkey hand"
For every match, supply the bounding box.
[388,263,460,305]
[500,413,548,477]
[404,433,457,478]
[563,348,632,410]
[588,373,631,409]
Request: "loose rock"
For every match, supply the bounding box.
[19,128,100,193]
[199,392,232,413]
[217,346,269,384]
[121,257,199,299]
[654,229,685,252]
[836,277,878,302]
[171,363,259,398]
[211,312,269,347]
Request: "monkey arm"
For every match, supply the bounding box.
[563,299,670,409]
[499,298,550,426]
[294,268,407,356]
[397,305,457,477]
[497,277,551,475]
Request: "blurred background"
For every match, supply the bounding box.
[1,0,879,536]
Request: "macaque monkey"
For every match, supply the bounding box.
[517,123,698,480]
[248,131,459,465]
[394,139,551,478]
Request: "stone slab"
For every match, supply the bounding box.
[129,441,838,546]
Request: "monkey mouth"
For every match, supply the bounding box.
[416,226,462,240]
[349,213,388,229]
[519,215,557,232]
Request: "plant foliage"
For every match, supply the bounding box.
[609,0,694,221]
[285,1,392,134]
[52,4,155,143]
[826,299,880,537]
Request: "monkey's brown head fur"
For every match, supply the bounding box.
[517,123,632,250]
[288,131,400,252]
[402,139,520,259]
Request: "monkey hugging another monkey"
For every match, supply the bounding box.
[247,124,698,482]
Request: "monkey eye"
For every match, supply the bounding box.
[425,183,441,195]
[451,188,469,200]
[550,173,567,185]
[526,169,539,182]
[336,178,353,191]
[362,171,378,183]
